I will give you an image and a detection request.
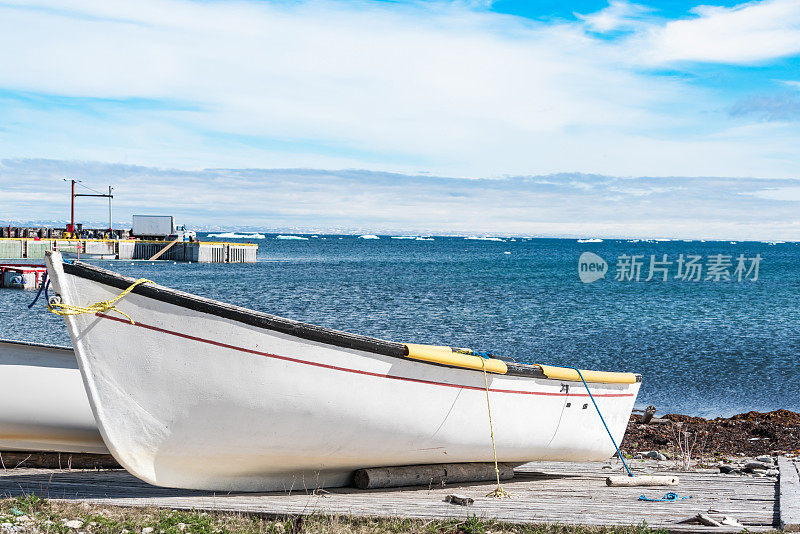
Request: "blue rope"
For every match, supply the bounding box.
[27,271,49,309]
[639,492,690,502]
[572,367,634,477]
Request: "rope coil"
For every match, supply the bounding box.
[47,278,153,324]
[639,492,690,502]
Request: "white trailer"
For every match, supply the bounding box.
[132,215,174,238]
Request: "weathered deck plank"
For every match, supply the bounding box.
[0,461,779,532]
[779,457,800,532]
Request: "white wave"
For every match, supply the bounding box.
[577,238,603,243]
[276,235,309,240]
[207,232,265,239]
[465,236,505,242]
[358,234,380,239]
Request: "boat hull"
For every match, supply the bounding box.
[0,339,108,454]
[46,253,640,491]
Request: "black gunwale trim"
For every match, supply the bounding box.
[62,260,408,359]
[59,260,640,382]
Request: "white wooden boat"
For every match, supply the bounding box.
[44,251,641,491]
[0,338,108,454]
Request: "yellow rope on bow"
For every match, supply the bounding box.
[481,358,511,499]
[47,278,153,324]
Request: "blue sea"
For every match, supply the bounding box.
[2,234,798,418]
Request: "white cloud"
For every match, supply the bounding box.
[576,1,650,33]
[3,159,800,240]
[0,0,797,179]
[749,186,800,201]
[644,0,800,64]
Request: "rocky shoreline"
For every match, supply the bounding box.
[621,408,800,459]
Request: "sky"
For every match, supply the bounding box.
[3,159,800,239]
[0,0,799,237]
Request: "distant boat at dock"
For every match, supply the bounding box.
[0,264,47,290]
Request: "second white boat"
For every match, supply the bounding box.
[0,338,107,454]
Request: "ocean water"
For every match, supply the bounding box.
[2,235,798,418]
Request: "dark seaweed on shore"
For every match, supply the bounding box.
[621,409,800,457]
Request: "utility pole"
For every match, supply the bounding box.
[108,186,114,232]
[67,179,114,236]
[65,178,81,233]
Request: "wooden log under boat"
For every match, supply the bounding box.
[353,462,516,489]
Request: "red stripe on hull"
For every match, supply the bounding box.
[95,312,634,398]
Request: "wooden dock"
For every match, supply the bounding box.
[0,238,257,263]
[0,460,786,532]
[780,457,800,531]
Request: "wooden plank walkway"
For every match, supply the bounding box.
[0,460,780,532]
[779,457,800,532]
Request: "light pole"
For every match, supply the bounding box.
[66,179,114,236]
[108,186,114,232]
[64,178,81,234]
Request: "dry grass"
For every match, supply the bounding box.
[0,495,673,534]
[668,422,711,471]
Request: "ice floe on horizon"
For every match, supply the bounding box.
[465,236,505,242]
[391,235,434,241]
[577,238,603,243]
[276,235,309,240]
[358,234,380,239]
[207,232,265,239]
